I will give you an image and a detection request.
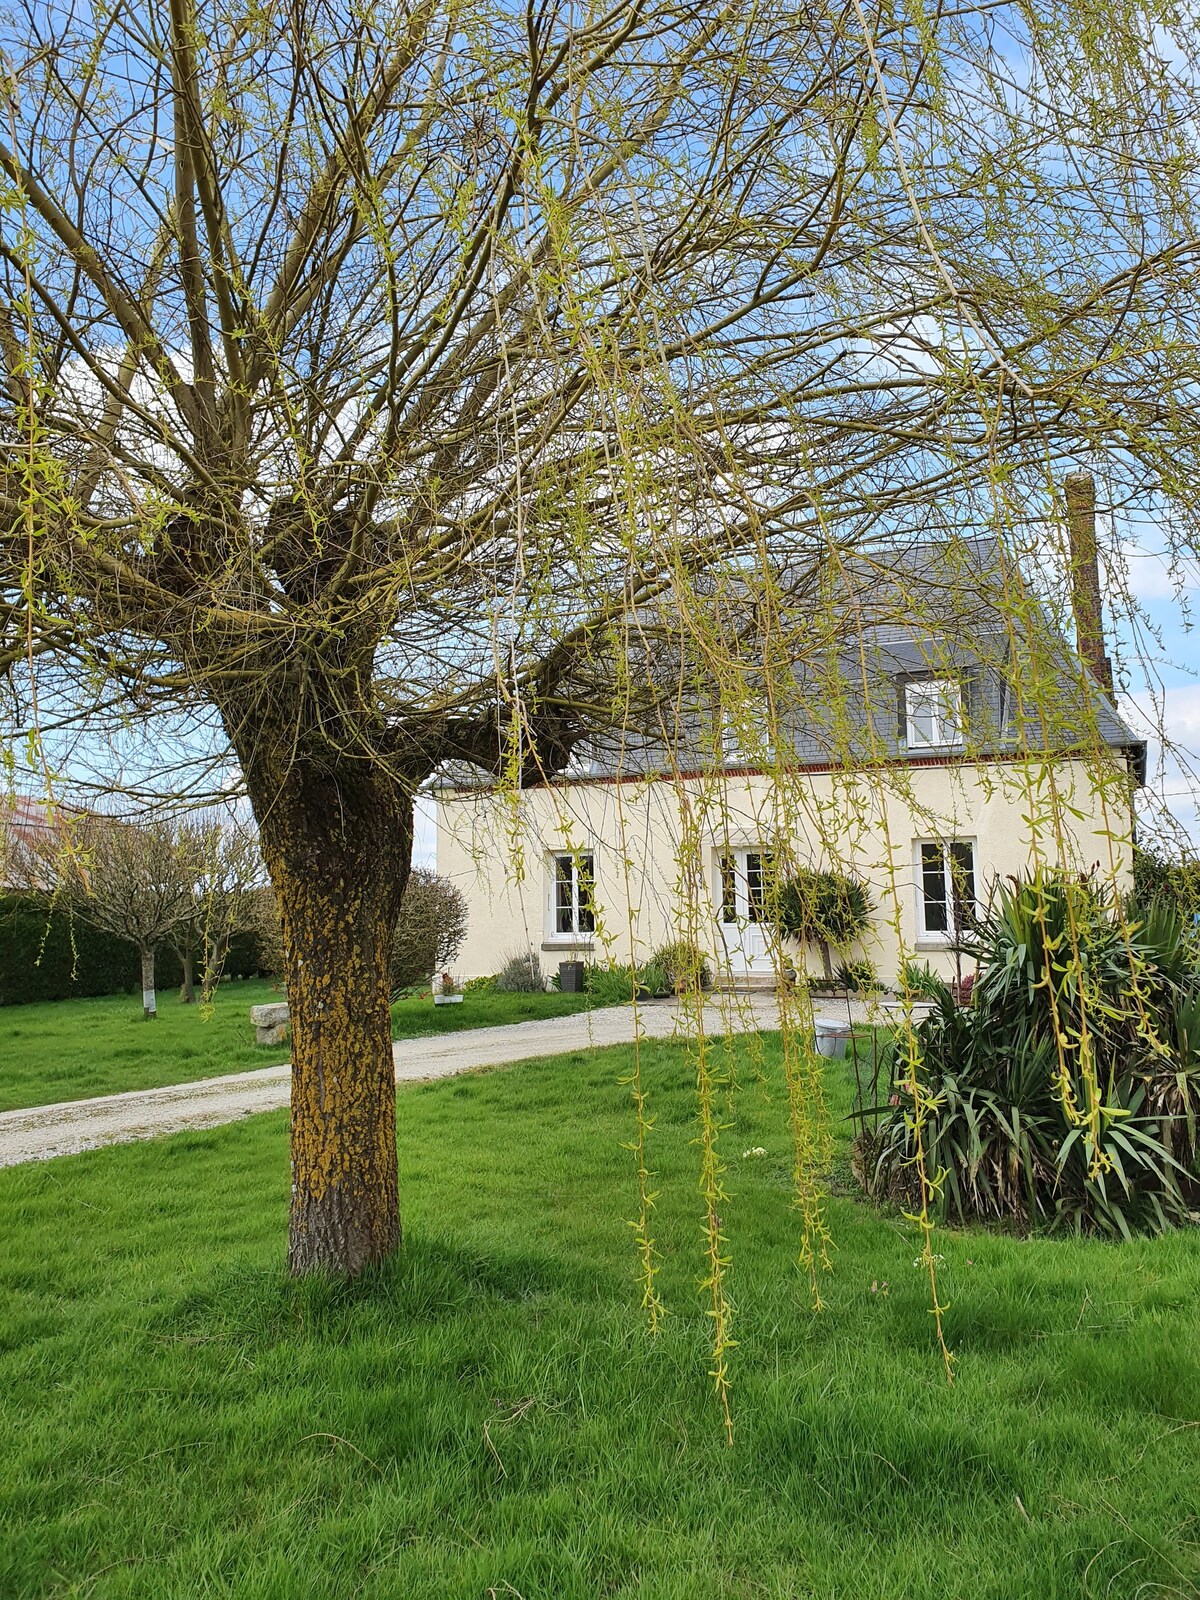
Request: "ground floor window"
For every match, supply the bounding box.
[916,839,977,939]
[552,852,595,936]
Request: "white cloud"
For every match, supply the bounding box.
[1121,685,1200,843]
[413,794,437,869]
[1108,541,1200,608]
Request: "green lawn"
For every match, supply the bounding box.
[1,1033,1197,1599]
[0,980,603,1113]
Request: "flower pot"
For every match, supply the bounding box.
[433,993,464,1005]
[813,1019,853,1059]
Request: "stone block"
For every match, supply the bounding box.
[250,1001,290,1046]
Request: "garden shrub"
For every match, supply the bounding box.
[833,957,880,994]
[869,870,1200,1237]
[650,938,712,993]
[462,974,497,995]
[899,958,949,1000]
[585,963,635,1004]
[771,868,873,981]
[586,961,671,1004]
[249,885,286,979]
[639,962,671,997]
[389,869,469,995]
[494,950,544,992]
[1131,842,1200,921]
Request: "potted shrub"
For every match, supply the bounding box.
[431,970,464,1005]
[770,868,873,984]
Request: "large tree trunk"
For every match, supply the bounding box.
[140,946,157,1019]
[179,948,196,1004]
[249,763,413,1277]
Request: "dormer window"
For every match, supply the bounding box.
[721,710,745,764]
[561,745,594,779]
[903,677,964,751]
[719,705,771,767]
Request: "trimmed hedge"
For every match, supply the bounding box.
[0,894,264,1006]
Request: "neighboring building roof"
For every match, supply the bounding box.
[0,797,65,890]
[434,534,1145,790]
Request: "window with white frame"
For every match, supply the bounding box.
[915,840,977,940]
[719,849,775,923]
[551,852,595,938]
[560,744,595,778]
[719,704,771,766]
[903,677,964,750]
[720,710,743,764]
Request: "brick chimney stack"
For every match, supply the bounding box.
[1065,471,1114,695]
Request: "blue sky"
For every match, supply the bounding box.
[1109,529,1200,845]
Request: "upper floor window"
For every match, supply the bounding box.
[904,677,964,751]
[561,746,595,779]
[719,705,771,766]
[552,852,595,937]
[916,839,977,939]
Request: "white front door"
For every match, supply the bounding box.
[717,849,775,975]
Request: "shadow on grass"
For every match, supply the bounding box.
[155,1228,615,1345]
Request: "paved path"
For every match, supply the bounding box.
[0,994,897,1169]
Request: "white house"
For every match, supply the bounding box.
[435,533,1144,989]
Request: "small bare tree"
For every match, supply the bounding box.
[67,815,195,1018]
[169,815,264,1003]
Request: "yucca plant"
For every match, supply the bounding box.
[869,870,1200,1238]
[834,957,880,995]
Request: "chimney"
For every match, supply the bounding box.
[1065,471,1113,695]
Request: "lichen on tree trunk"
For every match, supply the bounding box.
[248,758,413,1277]
[201,935,229,1003]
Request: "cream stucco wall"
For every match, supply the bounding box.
[435,756,1137,986]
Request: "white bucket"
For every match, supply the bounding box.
[813,1018,854,1059]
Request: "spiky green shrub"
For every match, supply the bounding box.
[587,964,635,1004]
[586,961,670,1004]
[650,939,713,994]
[900,958,948,1001]
[834,958,880,995]
[870,870,1200,1238]
[771,869,873,982]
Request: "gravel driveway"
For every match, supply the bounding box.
[0,993,892,1168]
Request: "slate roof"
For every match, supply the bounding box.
[435,535,1145,789]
